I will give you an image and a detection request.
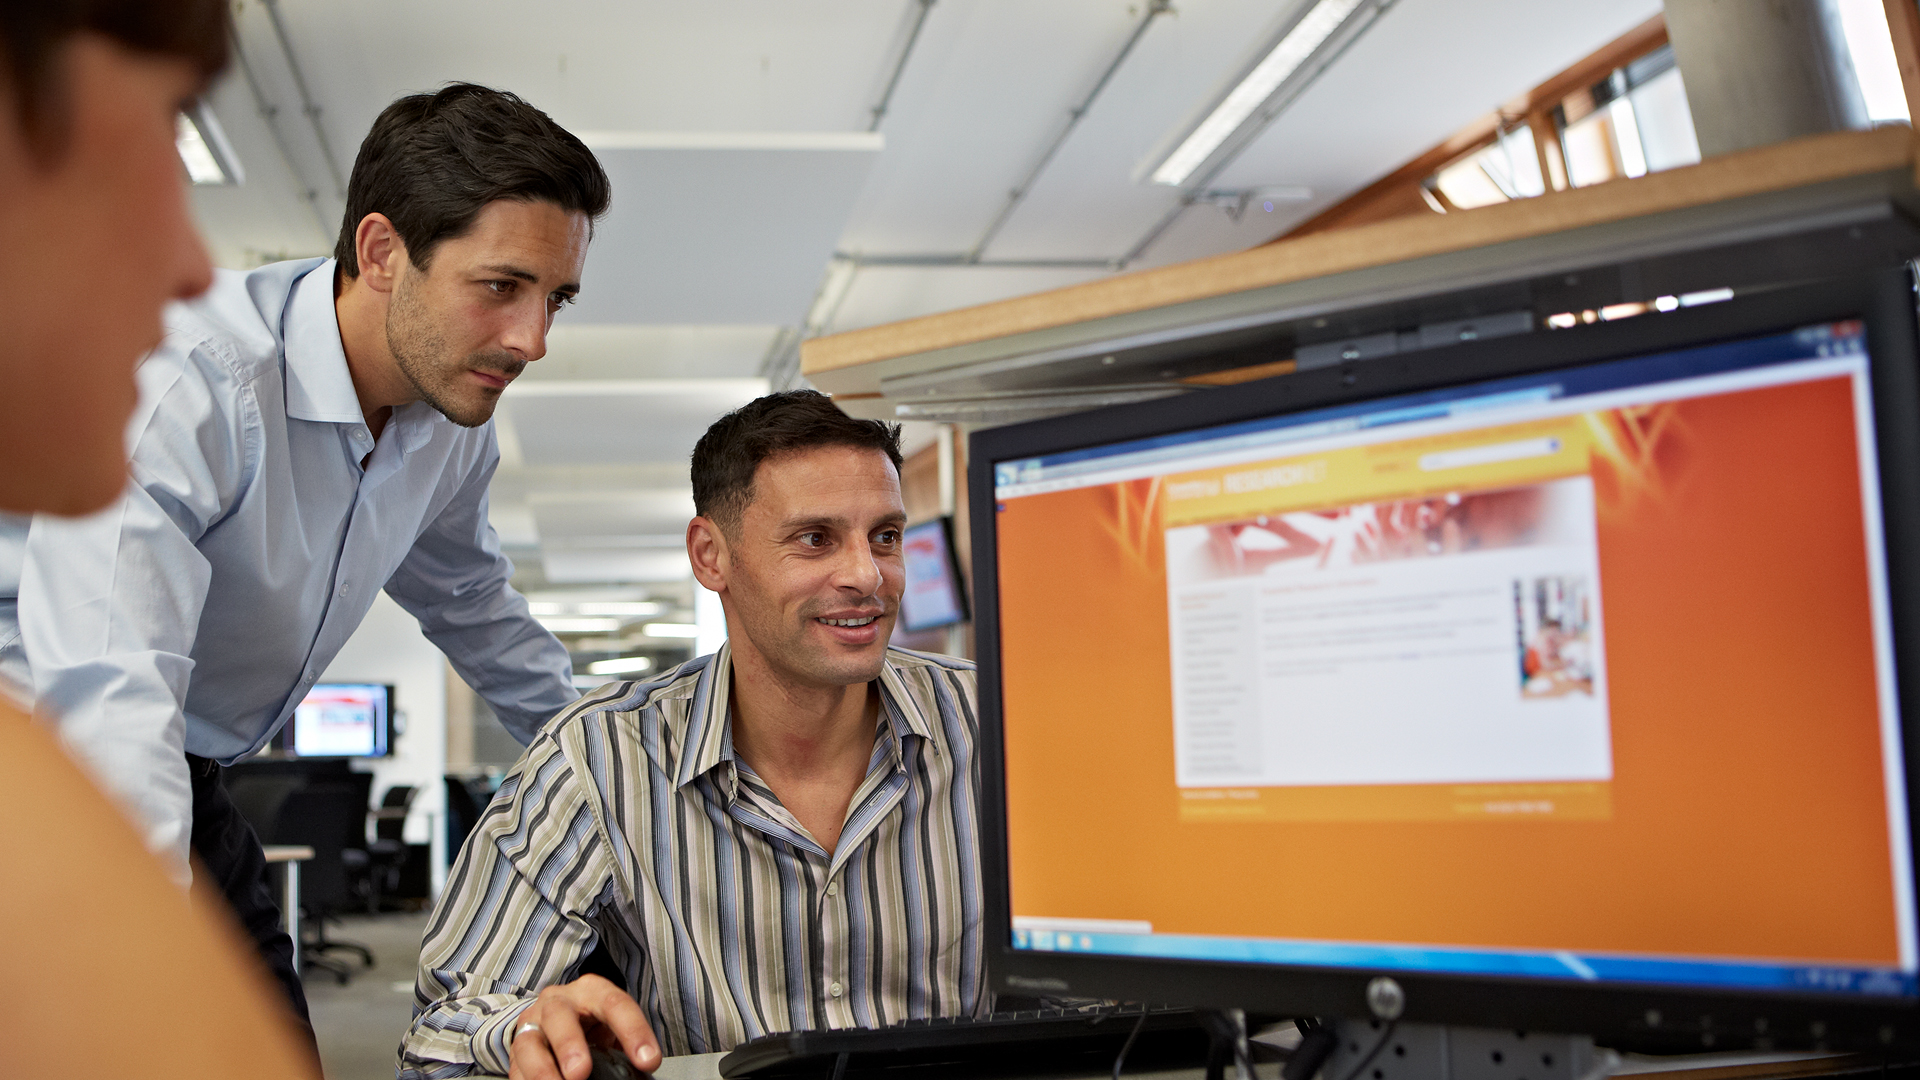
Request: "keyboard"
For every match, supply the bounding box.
[717,1005,1210,1080]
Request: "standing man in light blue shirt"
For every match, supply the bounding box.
[0,82,609,1033]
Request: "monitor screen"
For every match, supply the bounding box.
[901,517,970,632]
[288,683,393,758]
[976,277,1920,1038]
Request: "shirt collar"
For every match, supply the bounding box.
[673,644,934,796]
[281,259,363,425]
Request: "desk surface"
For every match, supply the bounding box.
[618,1048,1864,1080]
[261,844,313,863]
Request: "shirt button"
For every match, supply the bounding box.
[828,982,844,999]
[825,881,838,897]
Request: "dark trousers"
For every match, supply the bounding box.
[186,753,316,1047]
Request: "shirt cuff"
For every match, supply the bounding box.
[477,998,537,1075]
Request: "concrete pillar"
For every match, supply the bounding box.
[1664,0,1870,157]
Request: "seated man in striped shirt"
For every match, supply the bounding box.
[401,390,986,1079]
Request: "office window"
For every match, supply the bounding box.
[1433,126,1545,210]
[1420,44,1698,210]
[1630,65,1703,172]
[1838,0,1910,122]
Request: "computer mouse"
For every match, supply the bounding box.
[588,1046,641,1080]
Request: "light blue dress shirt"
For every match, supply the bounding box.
[0,258,577,878]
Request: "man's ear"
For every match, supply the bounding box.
[687,516,729,594]
[353,213,409,295]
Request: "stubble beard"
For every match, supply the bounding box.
[385,274,522,429]
[731,564,892,691]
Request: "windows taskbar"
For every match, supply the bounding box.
[1009,929,1914,997]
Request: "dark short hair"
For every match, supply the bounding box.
[0,0,230,157]
[692,390,904,535]
[334,83,611,277]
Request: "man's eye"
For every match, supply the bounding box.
[874,529,902,546]
[798,532,828,547]
[486,280,514,295]
[552,294,578,307]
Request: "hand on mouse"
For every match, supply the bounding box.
[508,974,662,1080]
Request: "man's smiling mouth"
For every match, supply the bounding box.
[818,616,877,627]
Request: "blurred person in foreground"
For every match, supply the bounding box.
[0,81,611,1028]
[401,391,985,1079]
[0,2,317,1076]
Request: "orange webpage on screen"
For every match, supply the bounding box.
[1163,415,1611,822]
[995,362,1904,968]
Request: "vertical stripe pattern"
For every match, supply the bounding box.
[399,645,986,1077]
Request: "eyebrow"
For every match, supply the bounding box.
[481,264,580,295]
[778,513,906,532]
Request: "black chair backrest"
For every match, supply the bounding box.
[268,784,362,908]
[444,776,483,853]
[345,770,374,845]
[227,774,304,842]
[375,784,416,842]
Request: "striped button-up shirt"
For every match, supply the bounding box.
[400,644,987,1076]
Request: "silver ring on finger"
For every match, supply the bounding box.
[516,1021,543,1041]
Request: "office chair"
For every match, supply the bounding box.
[269,784,376,984]
[355,784,415,913]
[444,775,484,856]
[226,773,303,842]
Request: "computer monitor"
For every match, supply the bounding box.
[901,516,971,632]
[284,683,394,759]
[969,269,1920,1052]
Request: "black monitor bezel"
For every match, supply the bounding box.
[968,267,1920,1052]
[283,682,396,759]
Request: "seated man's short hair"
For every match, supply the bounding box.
[691,390,904,537]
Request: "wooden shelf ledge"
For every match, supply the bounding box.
[802,127,1917,388]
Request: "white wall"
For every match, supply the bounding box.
[318,591,449,897]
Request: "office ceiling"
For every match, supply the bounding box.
[190,0,1662,607]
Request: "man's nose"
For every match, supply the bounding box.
[500,299,550,361]
[834,537,884,596]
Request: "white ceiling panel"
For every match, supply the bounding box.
[544,550,693,584]
[534,489,697,585]
[189,71,337,269]
[828,264,1108,335]
[501,379,768,467]
[568,140,881,324]
[526,325,781,381]
[243,0,909,145]
[490,502,541,548]
[531,491,697,540]
[1209,0,1665,217]
[836,1,1166,255]
[961,0,1314,262]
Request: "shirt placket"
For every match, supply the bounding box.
[817,854,853,1028]
[288,418,397,727]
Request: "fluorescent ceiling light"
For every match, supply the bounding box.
[578,601,665,617]
[1151,0,1367,186]
[530,601,664,617]
[642,623,701,639]
[538,616,623,634]
[577,131,883,152]
[586,656,655,676]
[175,100,243,186]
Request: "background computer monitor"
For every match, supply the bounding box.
[969,269,1920,1052]
[901,516,970,632]
[284,683,394,759]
